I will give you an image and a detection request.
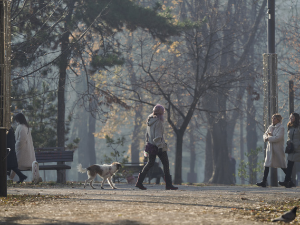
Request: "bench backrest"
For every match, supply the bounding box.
[35,151,74,163]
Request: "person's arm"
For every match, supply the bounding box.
[263,126,270,142]
[268,126,284,143]
[15,125,27,152]
[153,121,164,149]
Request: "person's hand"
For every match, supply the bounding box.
[158,148,163,156]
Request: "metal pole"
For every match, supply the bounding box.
[0,0,11,197]
[268,0,275,53]
[264,0,278,187]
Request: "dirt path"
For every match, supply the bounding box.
[1,183,300,224]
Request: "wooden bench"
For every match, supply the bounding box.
[20,147,74,171]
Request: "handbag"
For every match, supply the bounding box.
[285,128,295,154]
[144,142,159,155]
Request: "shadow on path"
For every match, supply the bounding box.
[73,197,245,210]
[0,215,147,225]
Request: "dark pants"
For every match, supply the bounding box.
[142,151,170,176]
[283,160,294,182]
[8,167,26,180]
[263,160,294,182]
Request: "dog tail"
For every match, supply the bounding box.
[77,164,87,173]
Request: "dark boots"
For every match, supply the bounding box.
[17,173,27,184]
[135,172,147,190]
[278,161,295,188]
[256,180,267,187]
[165,174,178,190]
[256,167,269,188]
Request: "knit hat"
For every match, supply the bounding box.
[153,104,165,115]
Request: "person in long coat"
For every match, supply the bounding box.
[10,113,36,180]
[256,113,287,187]
[6,126,27,183]
[279,112,300,188]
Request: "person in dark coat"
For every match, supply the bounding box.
[7,127,27,183]
[228,153,236,184]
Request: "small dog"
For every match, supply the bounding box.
[77,162,122,189]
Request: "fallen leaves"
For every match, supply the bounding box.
[230,198,300,223]
[0,194,69,206]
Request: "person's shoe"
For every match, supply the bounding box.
[165,174,178,190]
[279,180,296,187]
[135,172,147,190]
[278,181,287,186]
[285,181,294,188]
[290,180,296,187]
[17,175,27,184]
[256,181,266,187]
[135,183,147,190]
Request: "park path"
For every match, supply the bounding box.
[1,183,300,224]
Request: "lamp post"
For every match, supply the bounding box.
[263,0,278,187]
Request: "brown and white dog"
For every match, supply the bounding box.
[77,162,122,189]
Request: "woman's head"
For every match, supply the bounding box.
[272,113,282,125]
[288,112,300,128]
[153,104,165,116]
[148,104,165,122]
[15,113,29,128]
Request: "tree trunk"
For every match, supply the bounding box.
[209,107,231,184]
[174,132,184,184]
[131,105,143,163]
[56,2,74,183]
[246,0,258,185]
[78,108,89,181]
[88,113,96,165]
[204,129,213,183]
[246,82,258,184]
[188,124,197,183]
[240,113,245,184]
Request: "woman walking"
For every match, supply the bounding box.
[6,126,27,183]
[279,112,300,188]
[256,114,287,187]
[135,104,178,190]
[10,113,36,180]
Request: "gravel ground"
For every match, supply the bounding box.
[1,183,300,224]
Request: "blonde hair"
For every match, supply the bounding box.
[272,113,282,123]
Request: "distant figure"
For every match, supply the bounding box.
[279,112,300,188]
[135,104,178,190]
[10,113,37,181]
[228,153,236,184]
[6,127,27,183]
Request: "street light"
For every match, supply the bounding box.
[263,0,278,187]
[0,0,12,197]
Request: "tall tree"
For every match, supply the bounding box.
[10,0,184,182]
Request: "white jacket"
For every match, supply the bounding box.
[15,124,36,170]
[145,116,167,151]
[263,123,287,168]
